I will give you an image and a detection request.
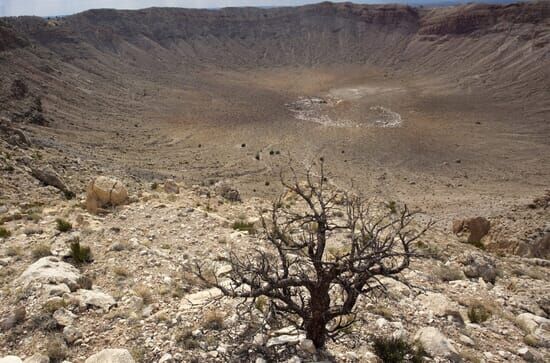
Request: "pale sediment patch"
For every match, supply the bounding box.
[286,96,402,128]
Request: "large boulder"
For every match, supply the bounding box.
[23,354,49,363]
[452,217,490,243]
[86,176,128,213]
[459,252,497,283]
[0,357,22,363]
[84,349,135,363]
[414,327,460,361]
[71,289,116,311]
[418,292,461,318]
[18,256,82,291]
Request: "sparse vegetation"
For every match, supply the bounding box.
[70,241,92,264]
[231,220,256,234]
[195,161,431,348]
[55,218,72,232]
[436,265,464,282]
[386,200,397,214]
[202,310,224,330]
[176,328,200,350]
[46,334,68,362]
[6,245,22,256]
[134,284,153,305]
[468,303,491,324]
[373,336,425,363]
[0,227,11,238]
[31,243,52,260]
[466,239,485,250]
[42,298,67,314]
[113,266,131,278]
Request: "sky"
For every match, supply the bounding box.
[0,0,503,17]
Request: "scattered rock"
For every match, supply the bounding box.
[298,338,316,354]
[18,256,82,291]
[0,307,25,331]
[71,289,116,311]
[459,252,497,283]
[84,349,135,363]
[53,308,76,327]
[63,326,82,344]
[414,327,460,361]
[86,176,128,213]
[215,182,241,202]
[163,180,180,194]
[158,353,173,363]
[31,166,72,196]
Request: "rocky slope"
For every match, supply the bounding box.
[0,2,549,362]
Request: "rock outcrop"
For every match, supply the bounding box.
[84,349,135,363]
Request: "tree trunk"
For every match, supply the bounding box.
[306,285,330,348]
[305,315,327,348]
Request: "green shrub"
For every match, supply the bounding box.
[232,220,256,234]
[56,218,72,233]
[468,303,491,324]
[386,201,397,214]
[373,336,425,363]
[70,241,92,264]
[0,227,11,238]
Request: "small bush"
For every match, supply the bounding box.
[0,227,11,238]
[151,182,159,190]
[134,284,153,305]
[32,244,52,260]
[6,245,22,256]
[56,218,72,233]
[369,305,394,320]
[113,266,130,278]
[466,239,485,250]
[70,241,92,264]
[436,265,464,282]
[468,303,491,324]
[42,298,67,314]
[232,220,256,234]
[46,334,68,362]
[130,346,147,363]
[386,201,397,214]
[373,336,425,363]
[203,310,224,330]
[77,275,94,290]
[176,328,200,350]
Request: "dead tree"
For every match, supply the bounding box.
[195,161,431,349]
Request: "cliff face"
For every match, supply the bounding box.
[419,2,550,35]
[0,2,548,104]
[0,21,28,51]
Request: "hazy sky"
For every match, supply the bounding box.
[0,0,490,17]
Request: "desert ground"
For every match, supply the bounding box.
[0,2,549,362]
